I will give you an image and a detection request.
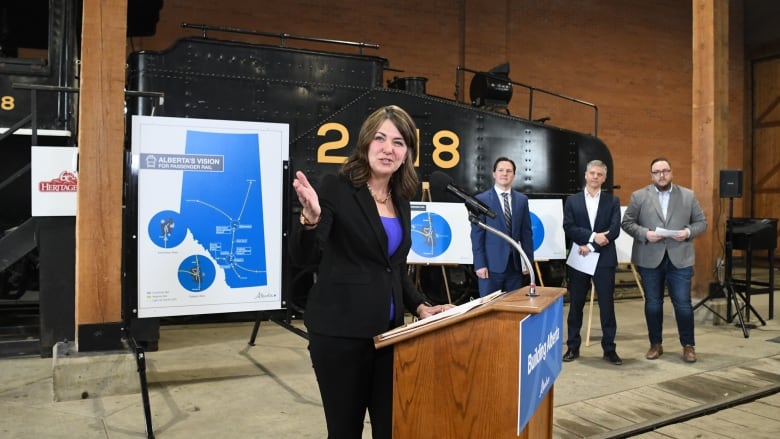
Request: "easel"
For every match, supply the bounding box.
[628,263,646,299]
[122,322,155,438]
[410,182,454,304]
[534,259,547,287]
[585,281,597,347]
[130,340,154,438]
[584,263,645,347]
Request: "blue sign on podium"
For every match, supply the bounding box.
[517,296,563,434]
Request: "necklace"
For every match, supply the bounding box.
[367,183,391,204]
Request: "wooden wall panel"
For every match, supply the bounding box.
[751,57,780,235]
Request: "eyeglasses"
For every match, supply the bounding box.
[651,169,672,176]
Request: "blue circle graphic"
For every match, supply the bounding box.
[177,255,216,292]
[148,210,187,249]
[410,212,453,258]
[530,212,545,251]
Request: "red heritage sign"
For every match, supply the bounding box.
[38,170,78,192]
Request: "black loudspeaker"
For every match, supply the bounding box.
[719,169,743,198]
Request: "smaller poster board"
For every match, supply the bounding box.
[31,146,78,216]
[408,202,473,264]
[615,206,633,264]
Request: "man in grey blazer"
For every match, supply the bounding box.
[621,158,707,363]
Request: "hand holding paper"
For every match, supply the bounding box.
[655,227,689,241]
[566,242,599,275]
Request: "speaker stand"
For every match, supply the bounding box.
[693,197,751,337]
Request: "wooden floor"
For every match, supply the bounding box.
[553,352,780,438]
[1,301,779,438]
[631,392,780,439]
[553,346,780,439]
[1,262,777,438]
[553,261,780,438]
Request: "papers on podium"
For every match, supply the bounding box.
[565,242,599,276]
[375,290,507,343]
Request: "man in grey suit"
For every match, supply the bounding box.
[621,158,707,363]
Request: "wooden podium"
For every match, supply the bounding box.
[375,286,566,439]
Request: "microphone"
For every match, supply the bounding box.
[429,171,497,219]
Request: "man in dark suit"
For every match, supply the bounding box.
[562,160,623,365]
[470,156,534,297]
[622,157,707,363]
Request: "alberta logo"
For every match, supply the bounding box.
[39,170,78,192]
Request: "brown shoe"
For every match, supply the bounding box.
[646,344,663,360]
[683,345,696,363]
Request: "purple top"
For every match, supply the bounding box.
[381,216,403,256]
[381,216,403,320]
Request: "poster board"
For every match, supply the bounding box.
[30,146,78,216]
[131,115,289,318]
[408,202,472,264]
[615,206,633,263]
[528,199,567,260]
[406,199,567,264]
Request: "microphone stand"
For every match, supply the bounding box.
[468,213,537,296]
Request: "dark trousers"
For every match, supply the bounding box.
[308,333,393,439]
[478,253,524,297]
[565,265,618,352]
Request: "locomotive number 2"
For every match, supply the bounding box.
[1,96,15,111]
[317,123,462,169]
[317,123,349,164]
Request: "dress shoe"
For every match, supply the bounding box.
[683,345,697,363]
[646,344,663,360]
[562,348,579,362]
[603,351,622,365]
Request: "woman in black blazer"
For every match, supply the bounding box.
[290,105,445,439]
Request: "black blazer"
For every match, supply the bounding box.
[562,190,621,268]
[289,174,427,338]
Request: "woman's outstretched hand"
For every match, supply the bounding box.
[292,170,321,224]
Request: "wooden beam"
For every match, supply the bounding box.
[75,0,128,348]
[691,0,728,297]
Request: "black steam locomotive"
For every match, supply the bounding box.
[1,1,611,353]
